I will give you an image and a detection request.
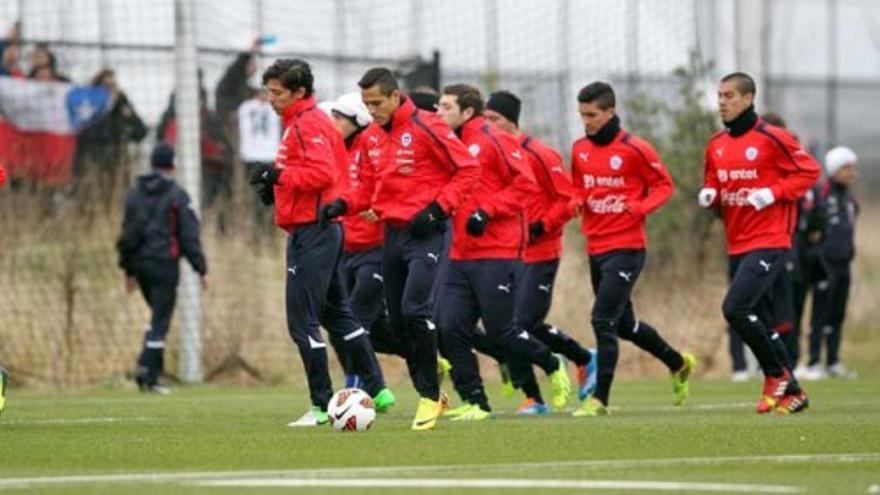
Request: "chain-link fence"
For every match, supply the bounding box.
[0,0,877,388]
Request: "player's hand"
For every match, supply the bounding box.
[200,276,209,291]
[318,199,348,230]
[360,209,379,223]
[257,183,275,205]
[697,187,717,208]
[409,201,446,238]
[747,188,775,211]
[528,221,545,243]
[125,277,137,294]
[249,163,281,186]
[465,209,490,237]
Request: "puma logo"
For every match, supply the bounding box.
[288,266,298,276]
[372,273,384,282]
[618,271,633,282]
[538,284,552,293]
[497,284,512,293]
[517,330,529,340]
[759,260,772,272]
[427,253,440,263]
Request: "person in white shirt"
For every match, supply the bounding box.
[237,88,281,238]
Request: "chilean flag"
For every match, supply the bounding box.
[0,78,111,187]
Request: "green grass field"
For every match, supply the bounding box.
[1,377,879,494]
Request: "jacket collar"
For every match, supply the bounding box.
[389,96,417,131]
[281,95,317,125]
[460,115,486,140]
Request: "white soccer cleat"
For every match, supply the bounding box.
[287,407,329,427]
[730,370,750,383]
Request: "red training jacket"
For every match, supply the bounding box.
[342,97,479,225]
[571,129,674,256]
[273,96,348,232]
[0,163,5,188]
[703,119,821,255]
[342,130,384,252]
[519,134,575,263]
[450,116,537,261]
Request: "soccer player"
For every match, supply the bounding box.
[435,83,572,421]
[116,143,207,395]
[319,68,479,430]
[483,90,597,414]
[250,59,391,427]
[700,72,820,414]
[319,93,409,387]
[571,82,696,417]
[806,146,859,378]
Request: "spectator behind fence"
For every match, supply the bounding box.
[117,143,207,394]
[27,42,69,82]
[237,87,280,238]
[216,39,259,126]
[0,21,23,77]
[156,71,234,226]
[73,69,147,200]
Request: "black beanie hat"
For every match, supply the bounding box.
[151,142,175,170]
[409,91,440,112]
[486,90,521,125]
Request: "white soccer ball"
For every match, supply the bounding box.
[327,388,376,432]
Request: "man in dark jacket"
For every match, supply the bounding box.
[117,143,207,394]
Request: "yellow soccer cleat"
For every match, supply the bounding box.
[572,397,610,417]
[412,397,442,431]
[548,355,572,409]
[449,403,492,421]
[672,352,697,406]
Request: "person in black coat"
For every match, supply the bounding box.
[117,143,207,393]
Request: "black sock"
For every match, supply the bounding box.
[621,320,684,372]
[521,380,544,404]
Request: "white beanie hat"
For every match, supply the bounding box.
[333,92,373,128]
[825,146,858,177]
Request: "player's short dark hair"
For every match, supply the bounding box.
[442,83,484,115]
[262,59,314,97]
[577,81,616,110]
[721,72,757,96]
[358,67,399,96]
[761,112,787,129]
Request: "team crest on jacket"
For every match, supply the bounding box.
[401,132,412,147]
[609,155,623,170]
[468,144,481,157]
[745,146,758,161]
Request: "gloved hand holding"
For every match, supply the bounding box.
[257,183,275,205]
[318,199,348,229]
[746,187,775,211]
[249,163,281,186]
[409,201,446,238]
[697,187,717,208]
[466,208,490,237]
[528,221,545,243]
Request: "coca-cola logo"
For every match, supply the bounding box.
[587,195,627,214]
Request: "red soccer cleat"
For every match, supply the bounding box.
[775,390,809,415]
[757,369,790,414]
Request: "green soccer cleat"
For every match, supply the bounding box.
[373,388,396,413]
[548,355,572,409]
[499,363,516,398]
[0,367,7,417]
[449,403,492,421]
[672,352,697,407]
[437,357,452,386]
[572,397,610,417]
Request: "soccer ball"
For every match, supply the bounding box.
[328,388,376,432]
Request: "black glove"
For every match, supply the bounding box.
[465,208,490,237]
[257,183,275,206]
[249,163,281,186]
[528,221,545,243]
[408,201,446,238]
[318,199,348,229]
